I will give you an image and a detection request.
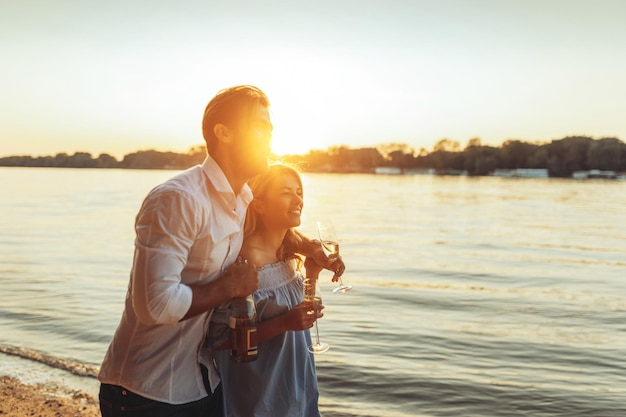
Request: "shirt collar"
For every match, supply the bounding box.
[201,155,253,204]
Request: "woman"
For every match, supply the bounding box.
[209,164,334,417]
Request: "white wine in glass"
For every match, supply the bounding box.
[304,278,329,354]
[317,220,352,293]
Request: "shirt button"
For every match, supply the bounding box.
[122,390,127,395]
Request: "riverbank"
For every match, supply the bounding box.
[0,376,99,416]
[0,353,100,416]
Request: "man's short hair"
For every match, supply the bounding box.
[201,85,270,154]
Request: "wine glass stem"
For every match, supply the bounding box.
[313,321,321,345]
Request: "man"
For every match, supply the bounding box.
[98,85,342,417]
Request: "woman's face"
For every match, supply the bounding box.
[259,172,303,229]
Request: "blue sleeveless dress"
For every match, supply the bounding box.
[210,261,321,417]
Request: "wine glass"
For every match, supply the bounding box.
[303,277,329,354]
[317,220,352,293]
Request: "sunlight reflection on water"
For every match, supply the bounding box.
[1,168,625,416]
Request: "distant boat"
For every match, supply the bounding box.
[436,169,468,176]
[492,169,549,178]
[374,167,402,175]
[572,170,619,179]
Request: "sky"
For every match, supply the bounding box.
[1,0,626,159]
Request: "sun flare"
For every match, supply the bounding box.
[269,110,331,156]
[271,129,323,156]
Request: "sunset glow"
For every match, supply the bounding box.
[1,1,625,160]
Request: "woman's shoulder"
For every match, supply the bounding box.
[240,236,279,267]
[240,248,274,268]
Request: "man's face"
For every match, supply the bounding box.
[232,103,273,178]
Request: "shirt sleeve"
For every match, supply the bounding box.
[130,187,198,325]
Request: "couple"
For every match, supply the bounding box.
[97,85,345,417]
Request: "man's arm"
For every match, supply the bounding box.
[132,189,259,324]
[182,260,258,321]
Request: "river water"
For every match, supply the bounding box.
[1,167,624,416]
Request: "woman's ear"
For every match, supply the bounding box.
[213,123,232,144]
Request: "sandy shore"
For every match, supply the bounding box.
[0,352,101,416]
[0,376,100,416]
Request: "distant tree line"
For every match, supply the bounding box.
[1,136,625,177]
[282,136,626,177]
[0,145,207,170]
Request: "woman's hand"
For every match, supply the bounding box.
[305,248,346,283]
[282,301,324,331]
[255,300,325,342]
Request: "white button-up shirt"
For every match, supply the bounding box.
[98,155,252,404]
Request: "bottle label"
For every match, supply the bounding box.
[246,328,258,355]
[229,317,258,359]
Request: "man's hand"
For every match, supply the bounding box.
[182,257,258,321]
[219,257,259,299]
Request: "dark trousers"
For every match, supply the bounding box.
[99,367,223,417]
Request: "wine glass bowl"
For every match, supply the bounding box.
[316,221,352,293]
